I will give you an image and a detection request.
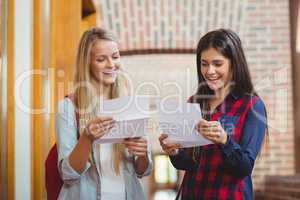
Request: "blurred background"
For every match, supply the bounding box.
[0,0,300,199]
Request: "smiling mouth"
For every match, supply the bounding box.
[206,77,220,82]
[102,70,118,75]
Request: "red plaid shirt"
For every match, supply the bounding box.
[170,93,266,200]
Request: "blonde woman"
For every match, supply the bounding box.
[55,28,152,200]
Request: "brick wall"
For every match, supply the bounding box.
[255,175,300,200]
[96,0,295,194]
[242,0,295,191]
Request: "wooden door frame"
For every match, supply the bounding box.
[290,0,300,173]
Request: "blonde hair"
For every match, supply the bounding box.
[74,27,129,174]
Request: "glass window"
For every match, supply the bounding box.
[153,189,177,200]
[154,154,178,184]
[152,154,179,199]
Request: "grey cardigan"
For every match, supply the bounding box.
[55,98,152,200]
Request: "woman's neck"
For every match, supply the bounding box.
[209,86,231,111]
[92,80,112,100]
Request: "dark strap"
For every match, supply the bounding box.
[175,182,183,200]
[75,111,80,140]
[175,168,188,200]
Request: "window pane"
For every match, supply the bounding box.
[154,155,168,184]
[168,159,177,183]
[153,189,177,200]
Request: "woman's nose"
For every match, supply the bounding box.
[106,58,114,68]
[207,65,216,74]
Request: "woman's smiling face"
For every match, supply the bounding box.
[90,39,121,86]
[200,47,232,92]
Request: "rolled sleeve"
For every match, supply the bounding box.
[169,148,198,171]
[220,135,240,157]
[55,98,91,184]
[59,157,91,185]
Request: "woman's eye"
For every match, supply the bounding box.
[96,59,105,62]
[214,63,222,67]
[112,56,119,60]
[201,63,209,67]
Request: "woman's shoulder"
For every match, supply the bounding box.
[57,97,75,115]
[242,94,266,112]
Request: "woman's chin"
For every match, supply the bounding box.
[207,80,227,91]
[102,77,117,85]
[207,83,220,91]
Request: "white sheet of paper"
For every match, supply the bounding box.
[158,100,212,148]
[94,96,150,144]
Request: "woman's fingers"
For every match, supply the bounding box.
[198,120,219,128]
[123,137,148,156]
[162,143,181,150]
[163,146,179,156]
[196,120,228,144]
[126,146,147,153]
[94,124,115,138]
[158,134,181,155]
[164,145,181,152]
[85,117,116,140]
[89,120,114,131]
[89,121,115,134]
[159,134,181,146]
[94,116,114,123]
[123,138,148,147]
[199,127,222,133]
[159,134,168,143]
[123,140,147,148]
[197,120,221,132]
[201,128,221,137]
[128,151,147,157]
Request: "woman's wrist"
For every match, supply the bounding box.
[133,154,149,169]
[220,132,228,145]
[81,129,94,144]
[82,127,95,142]
[134,154,147,161]
[134,154,149,175]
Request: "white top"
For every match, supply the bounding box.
[99,143,125,200]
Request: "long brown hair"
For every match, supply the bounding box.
[191,29,268,160]
[194,29,254,108]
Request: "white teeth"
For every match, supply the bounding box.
[103,70,117,74]
[207,77,219,81]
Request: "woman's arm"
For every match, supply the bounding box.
[159,134,198,171]
[56,99,89,184]
[56,99,115,178]
[68,116,114,173]
[169,148,198,171]
[219,98,267,178]
[123,137,152,177]
[68,133,92,173]
[134,155,149,175]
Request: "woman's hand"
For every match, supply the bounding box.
[196,119,228,144]
[83,116,115,141]
[123,137,149,175]
[69,116,114,173]
[122,137,148,157]
[159,134,181,156]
